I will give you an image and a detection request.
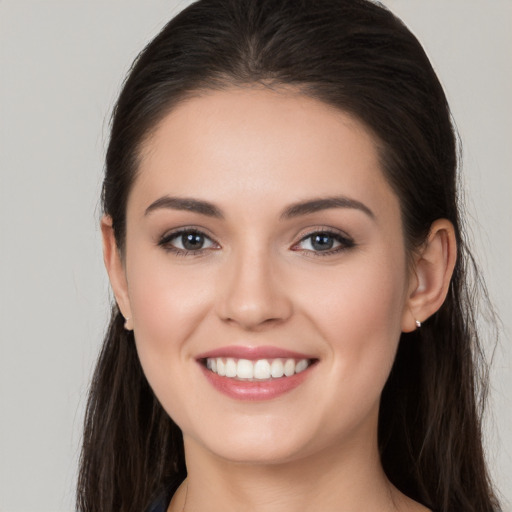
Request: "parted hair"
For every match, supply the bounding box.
[77,1,500,511]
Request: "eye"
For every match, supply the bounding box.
[159,229,218,254]
[293,230,354,255]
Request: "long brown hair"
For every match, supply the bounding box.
[77,1,500,510]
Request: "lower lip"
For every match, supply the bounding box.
[199,363,315,401]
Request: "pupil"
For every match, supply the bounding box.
[183,233,204,250]
[312,233,333,251]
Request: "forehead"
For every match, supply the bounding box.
[131,87,398,220]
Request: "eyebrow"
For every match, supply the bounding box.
[280,196,375,220]
[144,196,224,218]
[144,195,374,220]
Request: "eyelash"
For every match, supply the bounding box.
[157,227,355,257]
[292,228,355,257]
[158,228,219,257]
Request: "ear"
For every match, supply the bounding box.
[401,219,457,332]
[101,215,133,329]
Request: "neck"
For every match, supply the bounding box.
[172,426,412,512]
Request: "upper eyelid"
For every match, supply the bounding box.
[159,226,218,243]
[295,226,353,242]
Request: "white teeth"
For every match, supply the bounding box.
[225,358,237,377]
[270,359,284,378]
[253,359,271,380]
[206,358,217,372]
[217,358,226,376]
[295,359,308,373]
[237,359,254,379]
[284,359,295,377]
[205,357,312,380]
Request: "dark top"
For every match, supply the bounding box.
[146,492,171,512]
[146,480,181,512]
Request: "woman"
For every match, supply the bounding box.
[77,0,500,510]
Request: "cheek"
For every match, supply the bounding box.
[299,251,408,393]
[125,252,214,373]
[125,259,219,432]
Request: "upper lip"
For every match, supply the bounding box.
[196,345,315,361]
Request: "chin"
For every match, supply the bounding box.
[184,418,324,466]
[207,442,306,466]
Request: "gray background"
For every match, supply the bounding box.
[0,1,510,510]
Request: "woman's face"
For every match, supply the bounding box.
[118,88,414,464]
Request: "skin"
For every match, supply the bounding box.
[102,87,456,512]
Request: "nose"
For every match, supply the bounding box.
[216,246,293,331]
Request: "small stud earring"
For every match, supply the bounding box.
[415,319,422,329]
[124,317,133,331]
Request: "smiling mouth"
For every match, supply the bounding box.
[202,357,316,381]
